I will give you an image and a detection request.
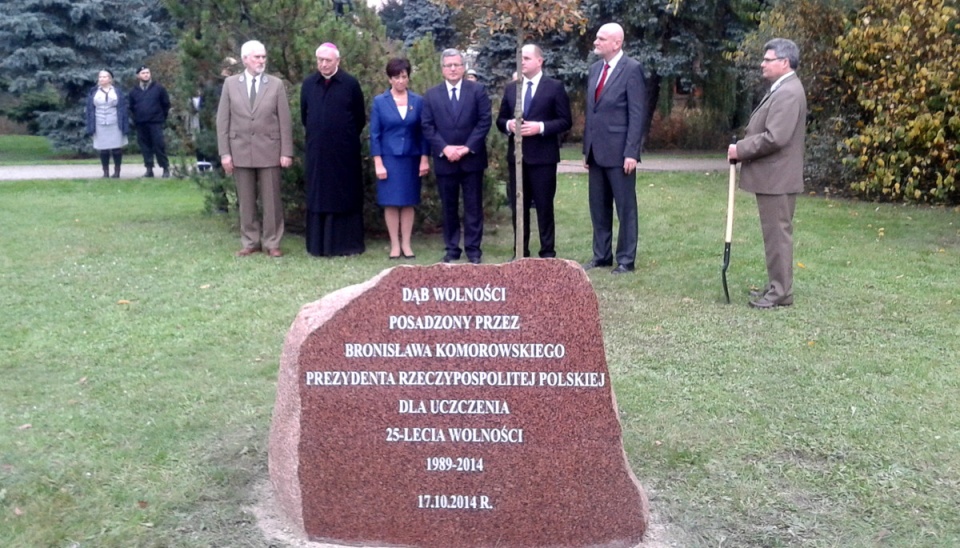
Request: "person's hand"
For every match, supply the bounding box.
[443,145,462,162]
[727,144,739,161]
[221,155,234,175]
[519,121,540,137]
[624,157,637,174]
[280,156,293,169]
[506,119,516,134]
[418,157,430,177]
[583,156,589,170]
[374,158,388,180]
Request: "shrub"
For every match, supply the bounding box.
[836,0,960,203]
[646,108,730,150]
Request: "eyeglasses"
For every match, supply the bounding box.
[442,63,463,69]
[761,57,785,63]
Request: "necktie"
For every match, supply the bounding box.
[249,76,258,108]
[594,63,610,102]
[523,81,533,118]
[450,86,459,114]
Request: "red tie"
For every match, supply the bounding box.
[594,63,610,102]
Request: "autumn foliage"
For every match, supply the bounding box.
[837,0,960,203]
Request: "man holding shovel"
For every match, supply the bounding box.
[728,38,807,309]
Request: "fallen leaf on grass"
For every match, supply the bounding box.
[14,507,24,516]
[78,377,87,385]
[117,300,131,305]
[140,522,154,528]
[137,500,149,509]
[200,284,212,289]
[797,262,806,268]
[17,424,31,430]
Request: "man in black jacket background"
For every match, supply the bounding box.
[129,65,171,178]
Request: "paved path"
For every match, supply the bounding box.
[0,164,151,181]
[1,156,727,181]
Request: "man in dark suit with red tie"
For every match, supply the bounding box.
[421,48,492,264]
[496,44,572,259]
[582,23,648,274]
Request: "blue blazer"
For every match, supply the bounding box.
[369,89,428,158]
[421,79,492,175]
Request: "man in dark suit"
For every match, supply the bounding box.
[496,44,572,258]
[728,38,807,309]
[582,22,647,275]
[216,40,294,258]
[421,48,492,264]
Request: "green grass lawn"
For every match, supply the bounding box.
[0,135,95,165]
[1,173,959,546]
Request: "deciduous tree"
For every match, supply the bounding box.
[443,0,586,255]
[837,0,959,203]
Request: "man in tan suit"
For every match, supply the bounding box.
[728,38,807,309]
[217,40,294,257]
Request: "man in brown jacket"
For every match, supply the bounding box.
[728,38,807,309]
[217,40,294,257]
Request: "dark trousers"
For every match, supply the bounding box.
[437,170,484,261]
[507,162,557,258]
[587,158,638,267]
[136,123,168,169]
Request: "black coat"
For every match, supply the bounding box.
[300,70,366,214]
[128,81,170,125]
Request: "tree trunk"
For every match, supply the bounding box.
[513,28,524,258]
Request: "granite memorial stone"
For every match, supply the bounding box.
[269,259,648,547]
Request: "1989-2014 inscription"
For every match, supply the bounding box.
[426,456,484,472]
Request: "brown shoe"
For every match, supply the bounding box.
[749,296,793,309]
[266,248,283,258]
[235,247,260,257]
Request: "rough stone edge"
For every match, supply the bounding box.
[268,267,396,539]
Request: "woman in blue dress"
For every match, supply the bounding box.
[370,58,430,259]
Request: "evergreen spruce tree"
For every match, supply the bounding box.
[0,0,173,152]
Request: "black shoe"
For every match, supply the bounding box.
[611,264,634,274]
[581,259,612,270]
[442,254,459,263]
[468,257,481,264]
[144,168,155,178]
[161,168,170,179]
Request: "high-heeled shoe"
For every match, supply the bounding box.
[402,252,415,259]
[389,254,401,260]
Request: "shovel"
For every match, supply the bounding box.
[722,136,738,304]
